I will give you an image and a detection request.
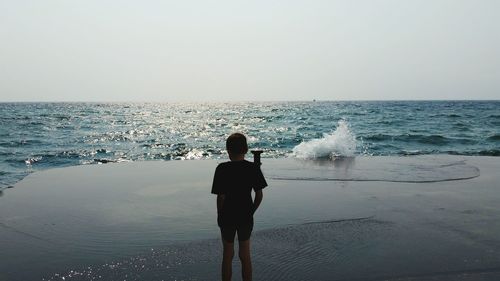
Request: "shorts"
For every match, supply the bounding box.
[220,222,254,243]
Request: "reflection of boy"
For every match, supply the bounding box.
[211,133,267,281]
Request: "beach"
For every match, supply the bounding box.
[1,156,499,280]
[2,0,500,279]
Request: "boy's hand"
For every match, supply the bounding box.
[252,189,263,215]
[217,194,225,226]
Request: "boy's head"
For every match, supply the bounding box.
[226,133,248,156]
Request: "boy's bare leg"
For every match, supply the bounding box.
[238,239,252,281]
[222,239,234,281]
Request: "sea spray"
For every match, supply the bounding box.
[292,120,357,159]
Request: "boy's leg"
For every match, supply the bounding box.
[221,226,236,281]
[236,221,254,281]
[238,239,252,281]
[222,239,234,281]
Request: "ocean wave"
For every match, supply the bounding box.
[477,149,500,156]
[430,113,462,118]
[447,149,500,156]
[396,134,450,145]
[0,139,44,147]
[363,134,478,146]
[487,134,500,141]
[292,120,357,159]
[363,134,392,142]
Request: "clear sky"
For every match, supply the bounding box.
[1,0,499,102]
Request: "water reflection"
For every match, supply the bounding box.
[306,156,356,168]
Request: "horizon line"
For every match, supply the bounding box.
[1,99,499,103]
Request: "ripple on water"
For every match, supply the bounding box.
[44,218,390,281]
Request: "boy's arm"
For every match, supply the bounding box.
[252,189,263,214]
[216,194,225,215]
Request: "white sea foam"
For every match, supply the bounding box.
[292,120,356,159]
[182,149,206,160]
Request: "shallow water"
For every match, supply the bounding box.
[45,217,500,281]
[42,218,390,281]
[266,156,480,183]
[2,157,500,280]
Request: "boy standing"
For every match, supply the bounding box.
[211,133,268,281]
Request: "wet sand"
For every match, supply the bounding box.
[0,156,499,280]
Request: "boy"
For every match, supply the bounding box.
[211,133,268,281]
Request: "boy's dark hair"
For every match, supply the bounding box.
[226,133,248,155]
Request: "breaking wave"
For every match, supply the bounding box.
[292,120,357,159]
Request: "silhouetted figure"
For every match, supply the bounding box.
[211,133,268,281]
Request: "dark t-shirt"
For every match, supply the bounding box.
[211,160,268,226]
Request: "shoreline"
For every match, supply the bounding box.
[0,153,492,194]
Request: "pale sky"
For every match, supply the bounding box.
[0,0,499,102]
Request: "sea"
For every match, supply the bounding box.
[0,100,499,189]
